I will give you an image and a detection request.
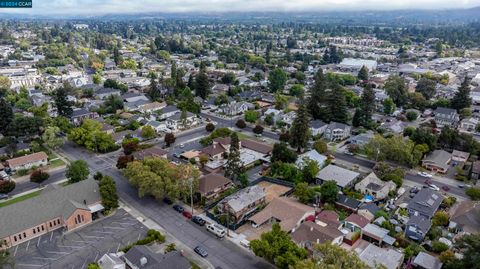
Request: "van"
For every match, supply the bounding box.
[206,223,226,238]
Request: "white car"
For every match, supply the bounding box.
[428,184,440,191]
[417,172,433,178]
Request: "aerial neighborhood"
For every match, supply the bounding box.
[1,6,480,269]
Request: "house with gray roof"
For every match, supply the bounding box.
[406,215,432,241]
[413,252,443,269]
[124,245,191,269]
[323,122,351,142]
[407,188,443,219]
[316,164,360,188]
[310,120,328,136]
[219,185,266,224]
[356,243,404,269]
[434,107,459,128]
[422,149,451,173]
[94,87,121,100]
[0,179,102,247]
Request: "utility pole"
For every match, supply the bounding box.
[190,177,194,216]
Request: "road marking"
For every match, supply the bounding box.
[36,235,41,247]
[70,240,96,244]
[82,235,104,239]
[57,244,84,249]
[102,226,125,230]
[26,240,30,252]
[16,263,43,267]
[80,258,87,269]
[13,245,18,256]
[93,252,99,262]
[50,232,54,242]
[116,243,121,252]
[137,233,141,241]
[45,250,70,255]
[31,256,57,261]
[92,231,115,235]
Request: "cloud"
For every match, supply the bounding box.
[4,0,480,14]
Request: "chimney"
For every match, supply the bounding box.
[140,257,148,266]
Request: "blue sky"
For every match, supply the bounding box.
[4,0,480,14]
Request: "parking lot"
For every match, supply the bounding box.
[13,209,148,269]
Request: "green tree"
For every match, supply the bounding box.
[7,115,44,139]
[141,125,156,139]
[451,78,472,111]
[328,87,349,124]
[42,126,65,149]
[465,187,480,200]
[268,68,288,92]
[253,124,264,135]
[236,119,246,128]
[293,243,369,269]
[30,169,50,184]
[205,123,215,132]
[244,110,258,123]
[54,83,74,117]
[406,111,418,121]
[447,234,480,269]
[66,160,89,183]
[432,211,449,227]
[0,249,14,269]
[99,175,119,212]
[320,180,338,203]
[384,75,408,107]
[68,120,116,153]
[221,72,236,84]
[289,84,304,97]
[313,140,328,154]
[301,159,320,184]
[147,73,161,101]
[432,241,449,253]
[0,180,15,194]
[294,182,314,204]
[271,143,298,163]
[164,133,176,147]
[416,77,437,100]
[250,223,308,269]
[355,84,376,127]
[358,65,369,81]
[92,73,102,84]
[224,132,243,180]
[195,68,209,99]
[0,98,13,135]
[289,102,310,152]
[0,76,11,89]
[308,69,330,121]
[383,97,395,115]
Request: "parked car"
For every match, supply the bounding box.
[441,186,450,191]
[424,179,432,185]
[458,184,472,188]
[163,197,173,205]
[173,204,184,213]
[179,144,185,148]
[0,194,9,200]
[410,186,419,194]
[182,211,192,219]
[192,216,206,226]
[418,172,433,178]
[428,184,440,191]
[206,223,226,238]
[194,246,208,257]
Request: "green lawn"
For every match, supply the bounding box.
[0,190,42,208]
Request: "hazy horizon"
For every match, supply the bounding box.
[1,0,480,15]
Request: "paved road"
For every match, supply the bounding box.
[11,168,66,196]
[57,142,273,269]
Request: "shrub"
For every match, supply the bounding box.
[432,211,449,227]
[30,169,50,184]
[236,119,246,129]
[0,180,15,194]
[406,111,418,121]
[313,140,328,154]
[466,187,480,200]
[432,241,449,253]
[16,169,29,176]
[205,123,215,132]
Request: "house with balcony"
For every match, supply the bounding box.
[197,174,234,201]
[323,122,351,141]
[218,185,266,225]
[434,107,459,128]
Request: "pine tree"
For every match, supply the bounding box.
[148,74,160,101]
[358,65,369,81]
[0,98,13,135]
[187,73,195,90]
[308,68,330,121]
[352,109,362,127]
[328,87,349,124]
[290,101,311,152]
[358,84,375,126]
[113,46,121,65]
[266,41,272,64]
[195,69,209,99]
[171,61,177,87]
[224,132,243,180]
[54,83,73,117]
[451,78,472,111]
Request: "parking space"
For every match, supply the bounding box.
[13,209,148,269]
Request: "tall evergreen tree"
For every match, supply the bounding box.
[265,41,272,64]
[358,84,375,126]
[290,101,311,152]
[113,46,121,65]
[451,78,472,111]
[54,83,73,117]
[187,73,195,90]
[357,65,369,81]
[224,132,243,180]
[171,61,177,87]
[328,87,349,124]
[384,75,408,107]
[195,68,209,99]
[308,69,330,121]
[0,98,13,135]
[147,73,160,101]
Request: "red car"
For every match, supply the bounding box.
[424,179,432,185]
[441,186,450,191]
[182,211,193,219]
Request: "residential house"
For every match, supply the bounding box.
[139,101,167,114]
[166,112,197,131]
[471,160,480,180]
[316,164,360,188]
[201,143,227,160]
[361,223,396,246]
[434,107,460,128]
[344,214,370,232]
[310,120,328,137]
[412,252,443,269]
[122,93,149,103]
[451,150,470,163]
[219,185,266,224]
[296,150,327,170]
[221,101,255,116]
[132,146,168,161]
[355,172,396,200]
[101,123,115,135]
[281,111,297,127]
[335,194,362,213]
[6,152,48,171]
[356,243,404,269]
[449,201,480,234]
[198,174,234,201]
[94,88,121,100]
[111,130,134,145]
[421,150,451,173]
[459,117,479,133]
[291,221,343,251]
[358,203,381,222]
[124,245,191,269]
[323,122,351,141]
[98,253,125,269]
[406,215,432,241]
[159,105,180,120]
[249,197,315,232]
[316,210,341,228]
[240,139,273,156]
[70,108,99,126]
[124,99,151,112]
[407,188,443,219]
[0,179,102,247]
[348,131,374,146]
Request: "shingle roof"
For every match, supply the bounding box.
[291,221,342,245]
[7,151,48,168]
[0,179,101,238]
[407,188,443,218]
[336,194,361,210]
[317,165,360,188]
[345,213,370,228]
[407,215,432,234]
[240,139,273,155]
[222,185,265,213]
[198,174,232,195]
[133,146,168,160]
[413,252,443,269]
[124,245,190,269]
[357,243,404,269]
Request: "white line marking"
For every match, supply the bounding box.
[50,232,54,242]
[70,240,96,244]
[116,243,120,252]
[13,245,19,256]
[45,251,69,255]
[31,257,56,261]
[26,240,30,252]
[36,236,41,247]
[102,226,125,230]
[16,263,43,267]
[82,235,104,239]
[93,253,99,262]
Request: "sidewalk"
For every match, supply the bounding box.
[12,165,66,184]
[119,200,214,269]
